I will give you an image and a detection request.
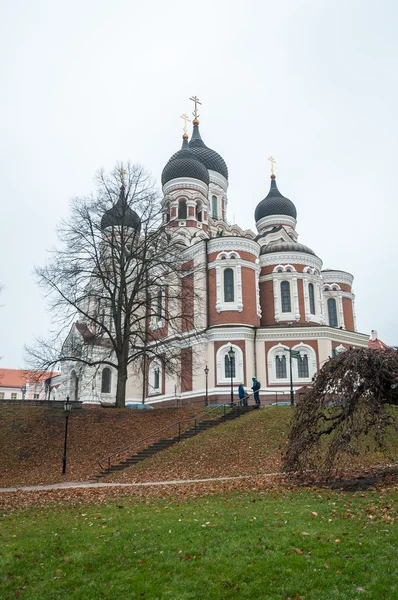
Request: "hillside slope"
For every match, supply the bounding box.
[0,405,197,487]
[105,407,398,484]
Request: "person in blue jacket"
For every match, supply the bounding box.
[238,384,247,406]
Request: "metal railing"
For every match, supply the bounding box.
[98,403,235,472]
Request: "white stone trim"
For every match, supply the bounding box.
[256,214,297,232]
[216,343,244,385]
[208,237,260,257]
[162,177,208,196]
[148,360,162,395]
[267,343,317,385]
[322,270,353,286]
[260,252,322,270]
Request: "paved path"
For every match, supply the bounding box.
[0,473,280,494]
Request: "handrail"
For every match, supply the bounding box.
[98,403,231,472]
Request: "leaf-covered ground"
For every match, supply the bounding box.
[104,407,398,484]
[0,405,198,487]
[1,486,397,599]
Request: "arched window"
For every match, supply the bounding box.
[157,289,163,318]
[196,205,202,222]
[149,361,162,394]
[297,354,309,378]
[178,200,187,219]
[101,368,111,394]
[280,281,291,313]
[275,356,287,378]
[223,268,234,302]
[328,298,338,327]
[212,195,218,219]
[224,354,236,378]
[308,283,315,315]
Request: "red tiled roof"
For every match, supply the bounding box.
[0,369,60,388]
[368,339,390,350]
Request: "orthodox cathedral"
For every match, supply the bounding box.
[61,99,369,406]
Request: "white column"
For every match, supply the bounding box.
[338,293,345,329]
[303,276,310,321]
[317,282,325,324]
[352,294,357,331]
[292,276,300,320]
[273,277,280,322]
[215,265,221,312]
[255,268,262,317]
[236,265,243,312]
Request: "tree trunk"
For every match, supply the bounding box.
[115,367,128,408]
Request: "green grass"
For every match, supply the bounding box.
[1,488,397,599]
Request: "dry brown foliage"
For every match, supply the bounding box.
[283,348,398,476]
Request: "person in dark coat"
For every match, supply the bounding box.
[251,377,261,406]
[238,384,247,406]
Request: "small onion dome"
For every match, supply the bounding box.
[188,122,228,180]
[101,184,141,232]
[260,241,316,256]
[161,137,209,186]
[255,175,297,222]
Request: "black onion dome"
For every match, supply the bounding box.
[260,241,316,256]
[255,177,297,222]
[188,123,228,180]
[161,138,209,186]
[101,185,141,231]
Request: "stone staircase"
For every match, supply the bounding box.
[94,404,258,480]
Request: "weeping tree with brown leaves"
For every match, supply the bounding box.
[26,163,203,408]
[283,347,398,476]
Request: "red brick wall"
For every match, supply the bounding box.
[342,298,355,331]
[181,273,194,332]
[260,280,275,326]
[181,348,193,393]
[208,267,259,326]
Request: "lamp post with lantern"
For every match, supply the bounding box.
[228,345,235,406]
[204,365,209,407]
[62,396,72,475]
[20,385,27,400]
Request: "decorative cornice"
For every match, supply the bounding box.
[208,237,260,256]
[256,326,368,346]
[322,270,354,286]
[256,214,297,232]
[260,252,323,270]
[163,177,208,196]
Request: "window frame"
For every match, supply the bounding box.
[280,280,292,313]
[308,282,316,315]
[327,297,338,327]
[148,360,162,395]
[211,195,218,219]
[101,367,112,394]
[223,268,235,303]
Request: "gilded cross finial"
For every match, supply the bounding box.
[180,113,191,136]
[189,95,202,121]
[120,163,128,186]
[268,156,276,177]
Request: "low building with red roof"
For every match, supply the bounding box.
[0,369,60,401]
[368,330,390,350]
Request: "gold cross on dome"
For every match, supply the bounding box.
[189,95,202,120]
[120,164,128,185]
[180,113,191,135]
[268,156,276,176]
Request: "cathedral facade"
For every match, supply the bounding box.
[61,107,369,406]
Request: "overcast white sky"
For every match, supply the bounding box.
[1,0,397,367]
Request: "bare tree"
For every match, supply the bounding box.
[283,347,398,476]
[27,163,203,407]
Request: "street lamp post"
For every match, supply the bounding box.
[204,365,209,407]
[62,396,72,475]
[286,347,301,407]
[228,346,235,406]
[20,385,27,400]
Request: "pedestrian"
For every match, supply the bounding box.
[251,377,261,406]
[238,384,247,406]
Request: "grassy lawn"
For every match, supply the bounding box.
[1,487,397,599]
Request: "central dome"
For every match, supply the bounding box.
[255,176,297,222]
[162,138,209,186]
[188,123,228,180]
